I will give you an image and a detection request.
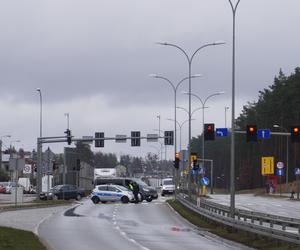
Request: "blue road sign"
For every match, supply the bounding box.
[276,168,284,176]
[295,168,300,176]
[200,177,210,186]
[216,128,228,137]
[258,129,270,139]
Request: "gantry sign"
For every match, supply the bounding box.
[36,130,174,198]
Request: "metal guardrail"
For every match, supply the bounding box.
[177,194,300,245]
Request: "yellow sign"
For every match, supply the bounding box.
[261,156,274,175]
[190,154,197,163]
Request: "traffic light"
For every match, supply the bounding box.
[246,125,257,142]
[204,123,215,141]
[164,131,174,145]
[65,129,72,145]
[95,132,104,147]
[174,152,180,169]
[291,126,300,143]
[131,131,141,146]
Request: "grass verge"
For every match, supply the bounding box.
[0,227,46,250]
[0,200,72,211]
[168,199,300,250]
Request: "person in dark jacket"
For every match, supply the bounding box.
[132,182,140,204]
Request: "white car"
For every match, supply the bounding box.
[161,178,175,196]
[91,184,134,204]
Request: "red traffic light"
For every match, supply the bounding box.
[246,125,257,142]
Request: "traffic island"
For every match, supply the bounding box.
[0,226,46,250]
[167,199,300,250]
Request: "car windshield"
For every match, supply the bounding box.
[50,185,64,191]
[163,180,174,185]
[134,179,149,187]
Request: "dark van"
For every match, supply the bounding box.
[94,177,158,202]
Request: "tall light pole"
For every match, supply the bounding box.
[167,118,195,152]
[157,115,162,164]
[225,106,229,128]
[64,113,70,130]
[157,41,225,197]
[149,74,202,158]
[228,0,241,217]
[273,124,289,193]
[36,88,43,198]
[183,91,224,168]
[177,106,208,120]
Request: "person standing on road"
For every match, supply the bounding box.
[132,182,140,204]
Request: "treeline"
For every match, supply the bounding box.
[74,142,173,176]
[191,67,300,190]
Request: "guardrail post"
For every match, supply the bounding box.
[270,222,273,228]
[282,224,286,231]
[259,219,263,226]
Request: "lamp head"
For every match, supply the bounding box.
[36,88,41,92]
[149,74,158,78]
[213,41,226,45]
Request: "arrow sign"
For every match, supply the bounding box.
[258,129,270,139]
[200,177,210,186]
[216,128,228,137]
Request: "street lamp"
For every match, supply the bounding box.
[273,124,289,193]
[228,0,241,218]
[149,74,202,158]
[177,106,208,120]
[64,113,70,130]
[225,106,230,128]
[167,118,196,152]
[183,91,225,170]
[157,41,225,198]
[36,88,43,198]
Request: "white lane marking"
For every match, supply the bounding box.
[114,222,151,250]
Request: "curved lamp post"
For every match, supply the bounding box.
[157,41,225,198]
[183,91,224,168]
[228,0,241,218]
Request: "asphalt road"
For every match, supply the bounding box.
[210,194,300,218]
[38,197,250,250]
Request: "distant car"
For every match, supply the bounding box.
[91,184,134,204]
[94,177,158,202]
[5,182,24,194]
[161,178,175,196]
[39,185,85,200]
[0,183,6,193]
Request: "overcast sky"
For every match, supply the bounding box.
[0,0,299,160]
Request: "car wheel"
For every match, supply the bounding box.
[121,196,129,204]
[100,201,107,204]
[91,196,100,204]
[161,192,165,196]
[76,194,82,201]
[146,196,152,202]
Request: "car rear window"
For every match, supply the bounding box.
[163,180,174,185]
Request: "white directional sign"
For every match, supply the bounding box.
[147,134,158,142]
[115,135,127,143]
